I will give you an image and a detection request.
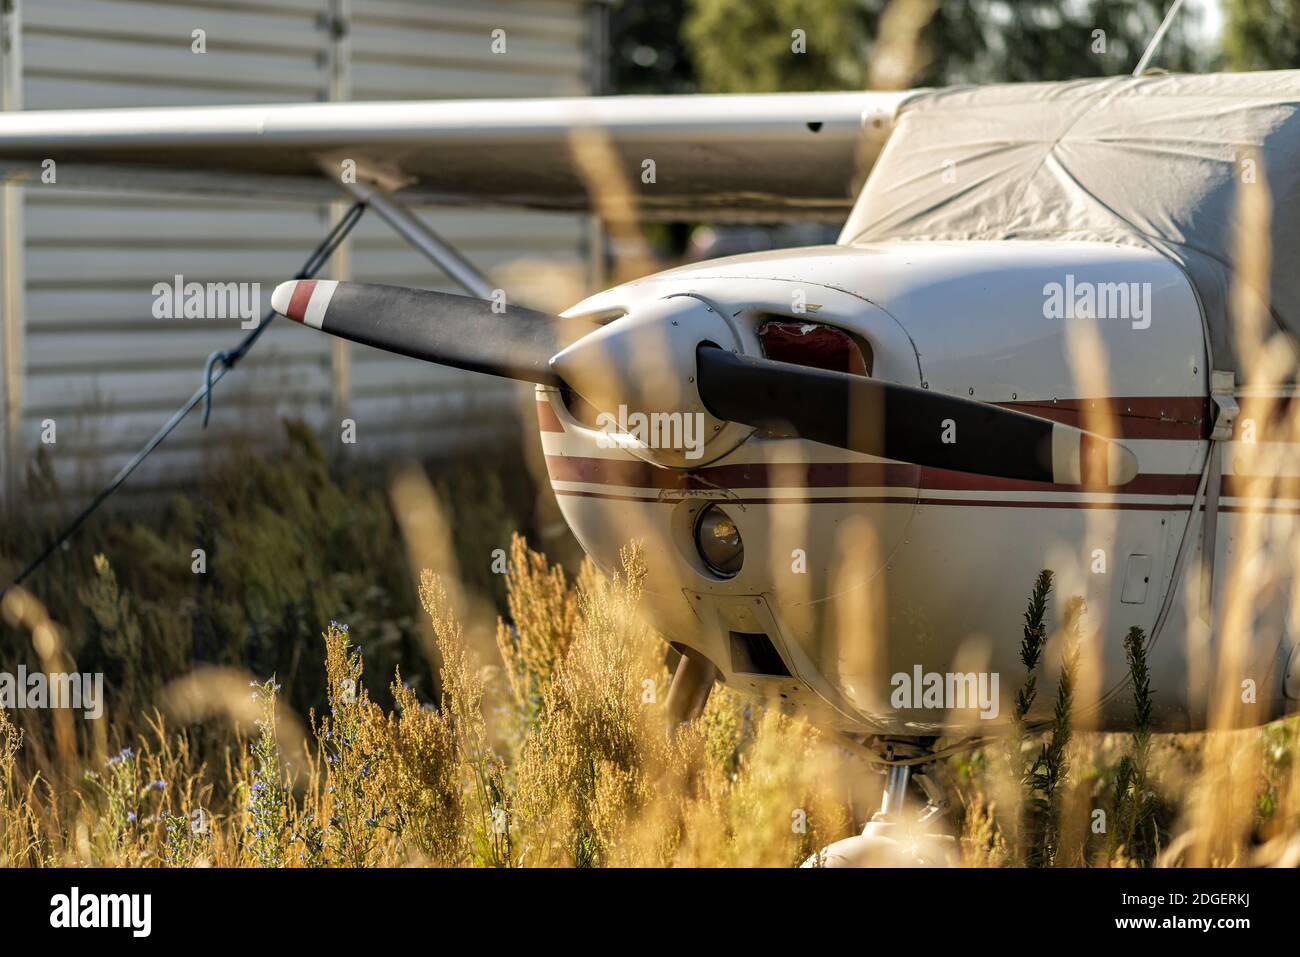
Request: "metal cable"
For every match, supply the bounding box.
[1,200,367,597]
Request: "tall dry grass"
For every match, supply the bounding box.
[2,514,1297,866]
[0,530,866,866]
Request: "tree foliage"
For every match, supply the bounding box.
[1223,0,1300,71]
[683,0,873,92]
[656,0,1206,94]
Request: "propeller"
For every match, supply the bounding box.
[695,346,1136,486]
[268,279,597,386]
[270,279,1137,487]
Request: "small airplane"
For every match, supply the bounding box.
[4,69,1299,864]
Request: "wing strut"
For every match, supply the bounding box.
[338,176,496,299]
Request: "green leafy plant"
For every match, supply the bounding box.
[1022,597,1083,867]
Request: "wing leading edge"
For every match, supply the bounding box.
[0,91,909,220]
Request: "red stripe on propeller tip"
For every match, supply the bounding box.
[285,280,317,323]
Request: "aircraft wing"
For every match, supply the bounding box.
[0,91,908,221]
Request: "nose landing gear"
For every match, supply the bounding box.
[805,737,961,868]
[666,656,964,867]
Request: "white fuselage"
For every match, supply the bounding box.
[537,241,1300,735]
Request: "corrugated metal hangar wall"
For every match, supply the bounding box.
[0,0,604,501]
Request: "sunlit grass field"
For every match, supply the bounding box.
[1,422,1298,868]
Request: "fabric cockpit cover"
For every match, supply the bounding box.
[839,71,1300,376]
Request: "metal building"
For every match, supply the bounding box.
[0,0,606,501]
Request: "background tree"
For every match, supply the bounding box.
[927,0,1202,84]
[657,0,1206,94]
[1222,0,1300,70]
[610,0,697,93]
[682,0,874,92]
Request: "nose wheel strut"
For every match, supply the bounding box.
[806,736,959,867]
[870,737,951,829]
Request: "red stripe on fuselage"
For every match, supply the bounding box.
[551,488,1300,513]
[542,454,1205,497]
[544,453,1300,504]
[535,401,564,433]
[536,395,1209,441]
[535,394,1300,442]
[1001,396,1208,440]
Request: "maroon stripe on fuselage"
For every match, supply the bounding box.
[533,394,1300,442]
[1221,474,1300,499]
[915,467,1198,496]
[544,456,920,491]
[536,401,564,433]
[545,455,1300,503]
[999,396,1209,440]
[552,489,1300,513]
[536,397,1209,439]
[543,455,1202,497]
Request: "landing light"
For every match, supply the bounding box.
[695,504,744,578]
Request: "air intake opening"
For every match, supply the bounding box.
[758,319,871,376]
[728,631,791,677]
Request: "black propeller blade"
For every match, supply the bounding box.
[695,345,1136,486]
[270,280,597,387]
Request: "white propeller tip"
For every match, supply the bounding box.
[1051,425,1139,486]
[1109,443,1139,486]
[270,281,298,319]
[269,279,338,328]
